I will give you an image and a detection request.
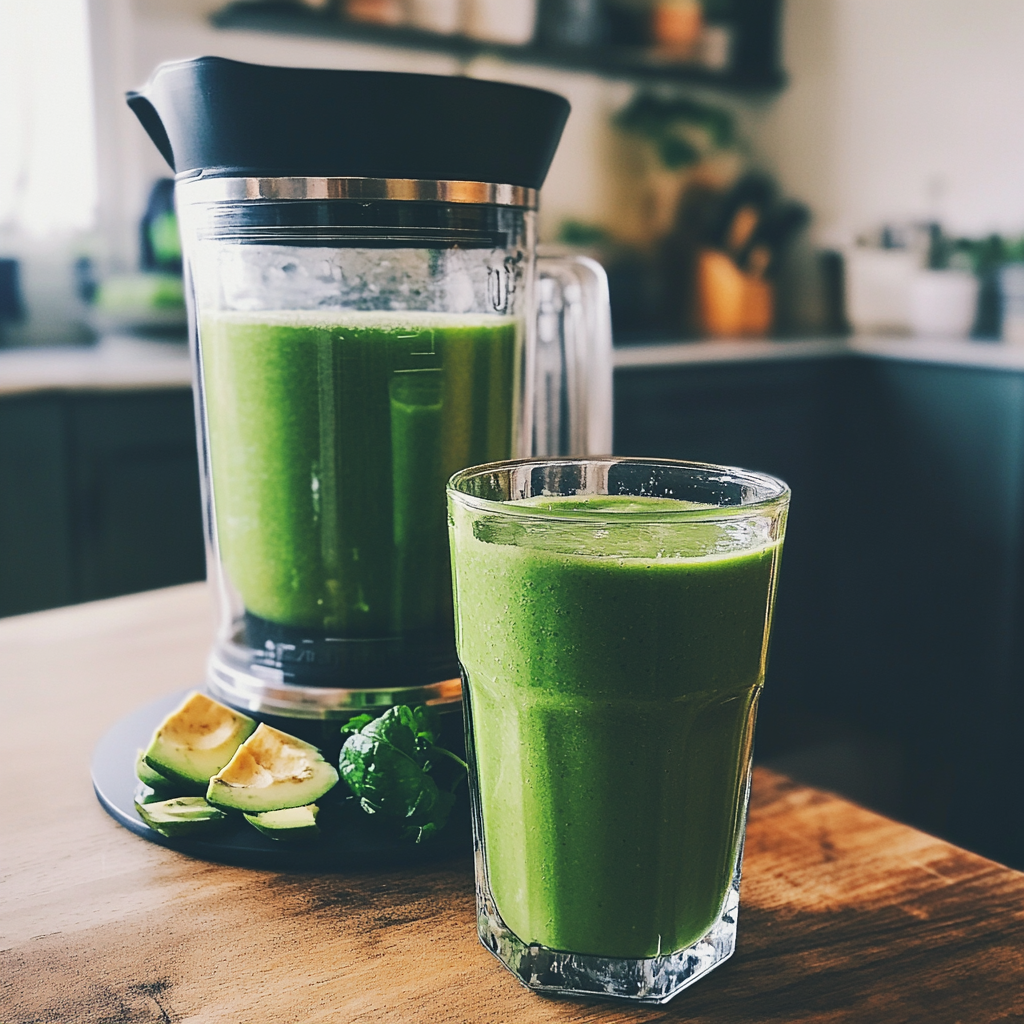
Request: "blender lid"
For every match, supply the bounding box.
[127,57,570,191]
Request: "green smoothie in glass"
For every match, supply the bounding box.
[449,478,786,965]
[200,309,517,640]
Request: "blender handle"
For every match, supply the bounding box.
[534,253,614,457]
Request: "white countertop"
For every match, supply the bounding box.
[3,334,1024,398]
[0,335,192,397]
[614,335,1024,371]
[847,335,1024,370]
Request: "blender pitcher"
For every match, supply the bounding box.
[127,57,612,722]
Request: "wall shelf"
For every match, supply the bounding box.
[211,1,786,92]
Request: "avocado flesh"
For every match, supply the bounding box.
[207,724,339,813]
[144,692,257,789]
[134,795,229,837]
[245,803,320,841]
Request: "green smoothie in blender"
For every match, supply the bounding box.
[199,309,517,639]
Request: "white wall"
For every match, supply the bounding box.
[92,0,1024,267]
[755,0,1024,243]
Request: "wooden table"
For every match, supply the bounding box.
[2,584,1023,1023]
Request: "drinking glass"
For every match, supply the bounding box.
[448,457,789,1003]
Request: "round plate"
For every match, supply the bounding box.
[91,689,471,869]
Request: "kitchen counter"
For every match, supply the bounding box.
[0,335,192,396]
[614,334,1024,370]
[2,584,1023,1022]
[3,334,1024,400]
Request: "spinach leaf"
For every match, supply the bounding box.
[340,732,440,819]
[338,705,467,843]
[399,790,455,844]
[339,713,375,738]
[412,704,442,745]
[362,705,419,762]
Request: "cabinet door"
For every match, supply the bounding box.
[614,357,847,747]
[837,359,1024,868]
[615,354,1024,869]
[0,395,74,616]
[67,391,205,602]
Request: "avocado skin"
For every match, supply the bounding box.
[244,804,321,842]
[134,796,230,838]
[135,750,180,795]
[207,766,338,813]
[135,782,173,806]
[140,755,207,795]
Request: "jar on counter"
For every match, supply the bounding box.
[464,0,538,44]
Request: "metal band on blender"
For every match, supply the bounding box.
[178,176,539,209]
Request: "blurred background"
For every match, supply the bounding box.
[8,0,1024,346]
[3,0,1024,869]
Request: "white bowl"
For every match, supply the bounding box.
[909,270,979,338]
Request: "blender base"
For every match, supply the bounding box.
[207,615,463,721]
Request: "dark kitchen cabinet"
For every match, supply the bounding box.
[0,397,76,615]
[615,350,1024,870]
[0,389,205,618]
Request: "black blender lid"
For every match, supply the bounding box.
[127,56,570,190]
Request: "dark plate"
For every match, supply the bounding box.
[91,689,471,869]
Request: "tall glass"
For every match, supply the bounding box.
[448,458,789,1003]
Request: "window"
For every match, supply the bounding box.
[0,0,97,236]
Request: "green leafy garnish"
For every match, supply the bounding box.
[338,705,467,843]
[339,713,375,738]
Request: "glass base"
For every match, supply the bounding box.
[474,851,741,1004]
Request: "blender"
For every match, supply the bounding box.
[127,57,612,731]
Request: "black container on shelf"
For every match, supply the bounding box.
[0,259,24,324]
[537,0,606,48]
[602,0,649,47]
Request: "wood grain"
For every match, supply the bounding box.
[2,586,1023,1023]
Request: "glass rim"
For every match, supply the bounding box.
[447,457,791,524]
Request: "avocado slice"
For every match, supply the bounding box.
[134,795,229,837]
[244,803,320,842]
[134,781,168,805]
[135,749,178,794]
[207,724,339,813]
[144,692,257,789]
